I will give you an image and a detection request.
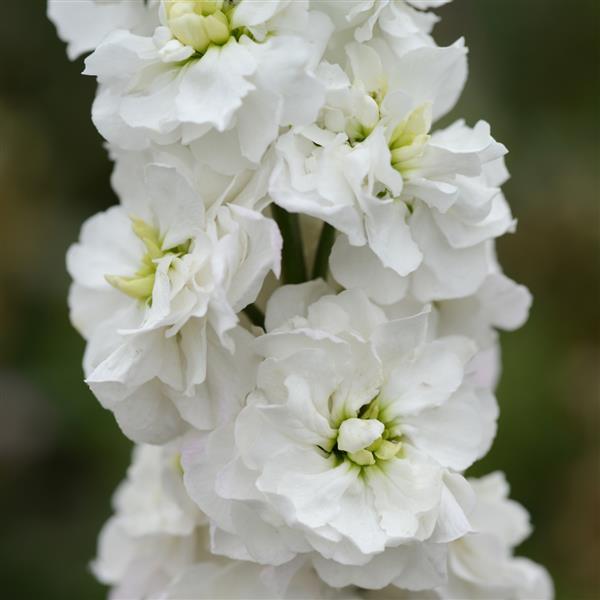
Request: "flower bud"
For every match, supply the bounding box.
[204,12,230,46]
[105,273,156,301]
[389,102,432,174]
[337,418,385,453]
[165,0,232,54]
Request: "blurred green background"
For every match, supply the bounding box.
[0,1,598,598]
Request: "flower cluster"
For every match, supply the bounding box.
[49,1,551,598]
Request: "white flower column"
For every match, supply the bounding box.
[47,0,554,594]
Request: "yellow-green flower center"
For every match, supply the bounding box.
[165,0,241,54]
[105,217,191,303]
[321,398,404,468]
[389,102,432,176]
[346,119,375,146]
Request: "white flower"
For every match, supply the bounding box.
[67,163,280,443]
[94,445,355,600]
[330,237,532,390]
[83,0,332,167]
[434,472,554,599]
[48,0,158,60]
[109,140,276,210]
[271,41,511,301]
[92,443,206,600]
[331,236,532,346]
[161,557,357,600]
[183,283,499,591]
[451,290,528,388]
[435,270,532,349]
[317,0,453,63]
[363,472,553,599]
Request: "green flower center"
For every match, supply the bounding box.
[389,102,432,176]
[346,119,375,146]
[165,0,246,55]
[105,217,191,303]
[320,398,404,468]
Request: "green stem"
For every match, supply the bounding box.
[243,303,265,329]
[271,204,307,284]
[312,222,335,281]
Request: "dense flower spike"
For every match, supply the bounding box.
[49,0,552,597]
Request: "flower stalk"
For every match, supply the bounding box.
[312,221,335,281]
[270,204,307,284]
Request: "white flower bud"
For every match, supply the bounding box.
[337,417,384,453]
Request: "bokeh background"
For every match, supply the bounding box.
[0,0,598,598]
